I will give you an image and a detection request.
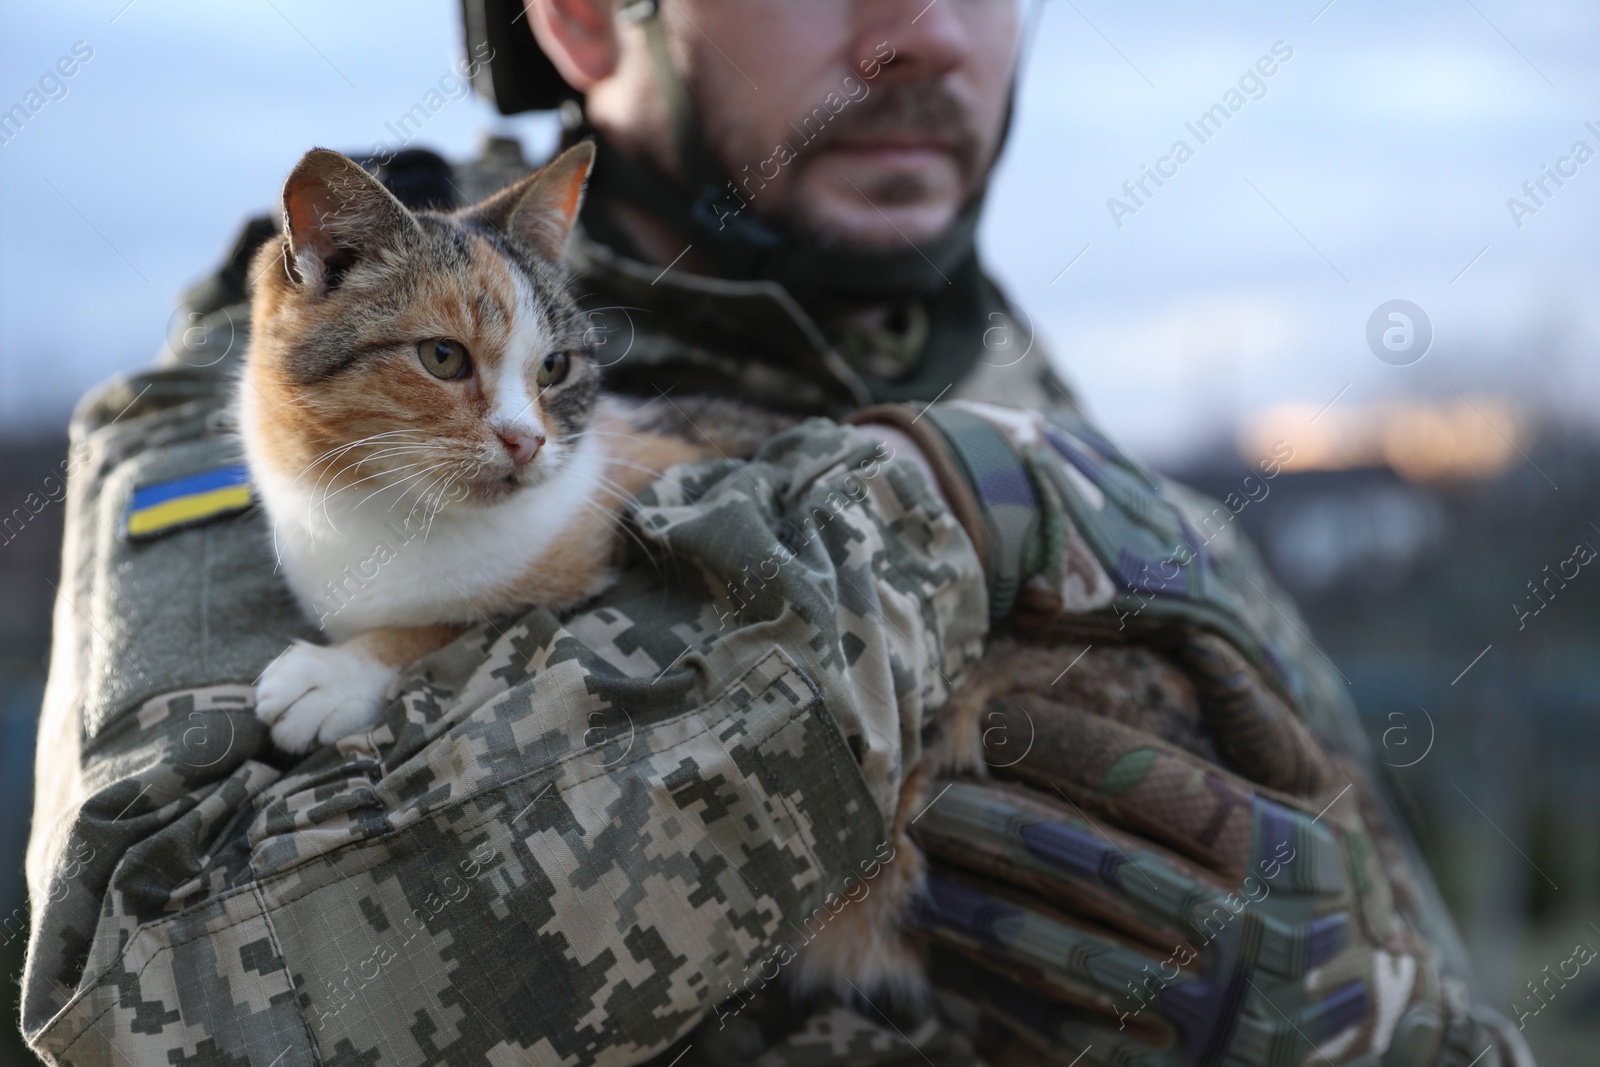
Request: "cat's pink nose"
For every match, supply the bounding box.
[497,431,545,466]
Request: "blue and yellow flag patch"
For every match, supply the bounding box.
[124,465,254,541]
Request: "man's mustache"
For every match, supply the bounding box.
[799,82,983,181]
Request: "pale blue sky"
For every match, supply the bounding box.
[3,0,1597,463]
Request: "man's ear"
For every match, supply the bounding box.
[524,0,619,91]
[280,148,418,294]
[467,141,596,261]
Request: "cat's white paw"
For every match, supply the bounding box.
[255,640,397,754]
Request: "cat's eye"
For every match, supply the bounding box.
[418,339,471,380]
[537,351,570,388]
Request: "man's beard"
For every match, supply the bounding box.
[706,80,989,248]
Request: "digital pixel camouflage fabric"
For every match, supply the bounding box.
[24,362,985,1065]
[24,139,1524,1067]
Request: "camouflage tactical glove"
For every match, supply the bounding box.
[851,402,1532,1067]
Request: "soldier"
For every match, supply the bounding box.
[22,1,1529,1065]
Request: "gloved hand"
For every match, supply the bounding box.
[850,402,1532,1067]
[908,636,1527,1066]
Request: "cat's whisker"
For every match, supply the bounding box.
[406,459,481,522]
[294,430,431,487]
[341,440,439,461]
[562,435,690,483]
[415,468,466,541]
[585,472,696,584]
[318,444,442,488]
[316,447,438,492]
[302,428,427,468]
[576,498,665,587]
[311,458,427,523]
[602,457,686,482]
[566,429,652,443]
[590,475,647,503]
[382,462,462,515]
[422,472,462,542]
[590,469,672,502]
[314,442,442,498]
[310,450,406,511]
[412,465,458,515]
[568,430,718,475]
[348,461,457,516]
[316,456,438,512]
[581,477,643,512]
[582,480,674,578]
[423,467,455,512]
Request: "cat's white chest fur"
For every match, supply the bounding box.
[254,434,604,639]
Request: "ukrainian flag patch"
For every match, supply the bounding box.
[124,464,254,541]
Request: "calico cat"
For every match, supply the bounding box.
[241,142,741,753]
[239,141,930,1003]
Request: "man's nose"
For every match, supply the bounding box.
[497,429,545,466]
[854,0,969,81]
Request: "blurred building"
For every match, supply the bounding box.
[0,437,60,1067]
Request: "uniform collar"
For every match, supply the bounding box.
[565,225,875,413]
[566,224,1013,416]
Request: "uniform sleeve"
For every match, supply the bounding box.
[849,401,1528,1066]
[22,380,988,1066]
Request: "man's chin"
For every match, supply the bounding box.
[790,154,967,246]
[797,198,965,248]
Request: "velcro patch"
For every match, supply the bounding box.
[124,464,253,541]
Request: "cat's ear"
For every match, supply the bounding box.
[467,141,595,261]
[280,148,418,294]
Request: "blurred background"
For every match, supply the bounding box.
[3,1,1599,1062]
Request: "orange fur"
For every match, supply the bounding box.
[793,756,933,1007]
[347,624,467,670]
[795,641,1098,1007]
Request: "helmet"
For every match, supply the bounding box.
[459,0,572,114]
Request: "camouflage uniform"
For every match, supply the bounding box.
[22,140,1525,1066]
